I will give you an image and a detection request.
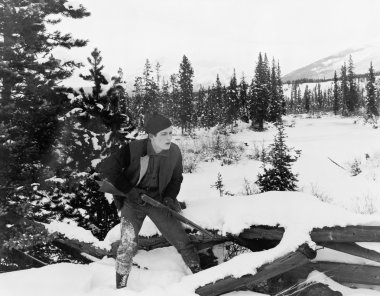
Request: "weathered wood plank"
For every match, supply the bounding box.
[322,242,380,263]
[311,226,380,242]
[240,226,285,241]
[195,244,316,296]
[289,261,380,286]
[52,239,108,263]
[240,225,380,242]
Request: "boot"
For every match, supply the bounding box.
[116,272,129,289]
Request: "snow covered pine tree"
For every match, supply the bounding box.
[256,122,301,192]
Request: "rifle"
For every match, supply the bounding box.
[140,194,215,239]
[96,180,215,239]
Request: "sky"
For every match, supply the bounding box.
[57,0,380,86]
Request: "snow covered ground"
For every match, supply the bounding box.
[1,115,380,296]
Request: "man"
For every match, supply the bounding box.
[100,114,201,289]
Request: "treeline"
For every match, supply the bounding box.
[287,56,380,119]
[128,52,286,132]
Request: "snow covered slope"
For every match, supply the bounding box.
[283,45,380,81]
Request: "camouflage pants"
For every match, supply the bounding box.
[116,197,200,276]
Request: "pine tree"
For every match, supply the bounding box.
[250,53,270,130]
[194,85,207,127]
[340,63,349,116]
[155,62,163,114]
[256,122,300,192]
[365,62,379,120]
[211,172,224,197]
[239,74,249,122]
[297,87,302,113]
[178,55,194,133]
[277,62,286,116]
[303,85,311,113]
[326,88,333,112]
[160,78,171,118]
[79,48,108,103]
[0,0,89,110]
[106,67,135,145]
[131,76,144,128]
[169,73,180,126]
[205,86,217,128]
[45,48,131,240]
[129,60,160,129]
[214,74,224,124]
[289,83,298,114]
[347,55,359,114]
[333,71,340,115]
[225,70,239,126]
[316,83,323,111]
[142,59,160,117]
[0,0,90,270]
[268,59,282,122]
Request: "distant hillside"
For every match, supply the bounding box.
[283,45,380,82]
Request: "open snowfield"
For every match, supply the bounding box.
[1,114,380,296]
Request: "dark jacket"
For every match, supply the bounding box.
[100,138,183,200]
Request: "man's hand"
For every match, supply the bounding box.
[129,188,143,203]
[163,197,182,212]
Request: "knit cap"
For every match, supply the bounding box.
[145,114,172,134]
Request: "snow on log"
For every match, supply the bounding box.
[240,225,380,242]
[195,243,316,296]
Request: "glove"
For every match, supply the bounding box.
[128,188,143,203]
[163,197,182,212]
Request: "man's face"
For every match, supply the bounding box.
[150,126,173,152]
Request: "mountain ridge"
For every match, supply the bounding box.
[283,45,380,82]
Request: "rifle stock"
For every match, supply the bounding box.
[96,180,128,197]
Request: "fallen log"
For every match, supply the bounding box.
[0,248,48,271]
[195,243,316,296]
[52,234,229,262]
[46,226,380,264]
[311,226,380,242]
[322,242,380,263]
[52,239,109,263]
[240,225,380,242]
[139,235,228,251]
[288,261,380,286]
